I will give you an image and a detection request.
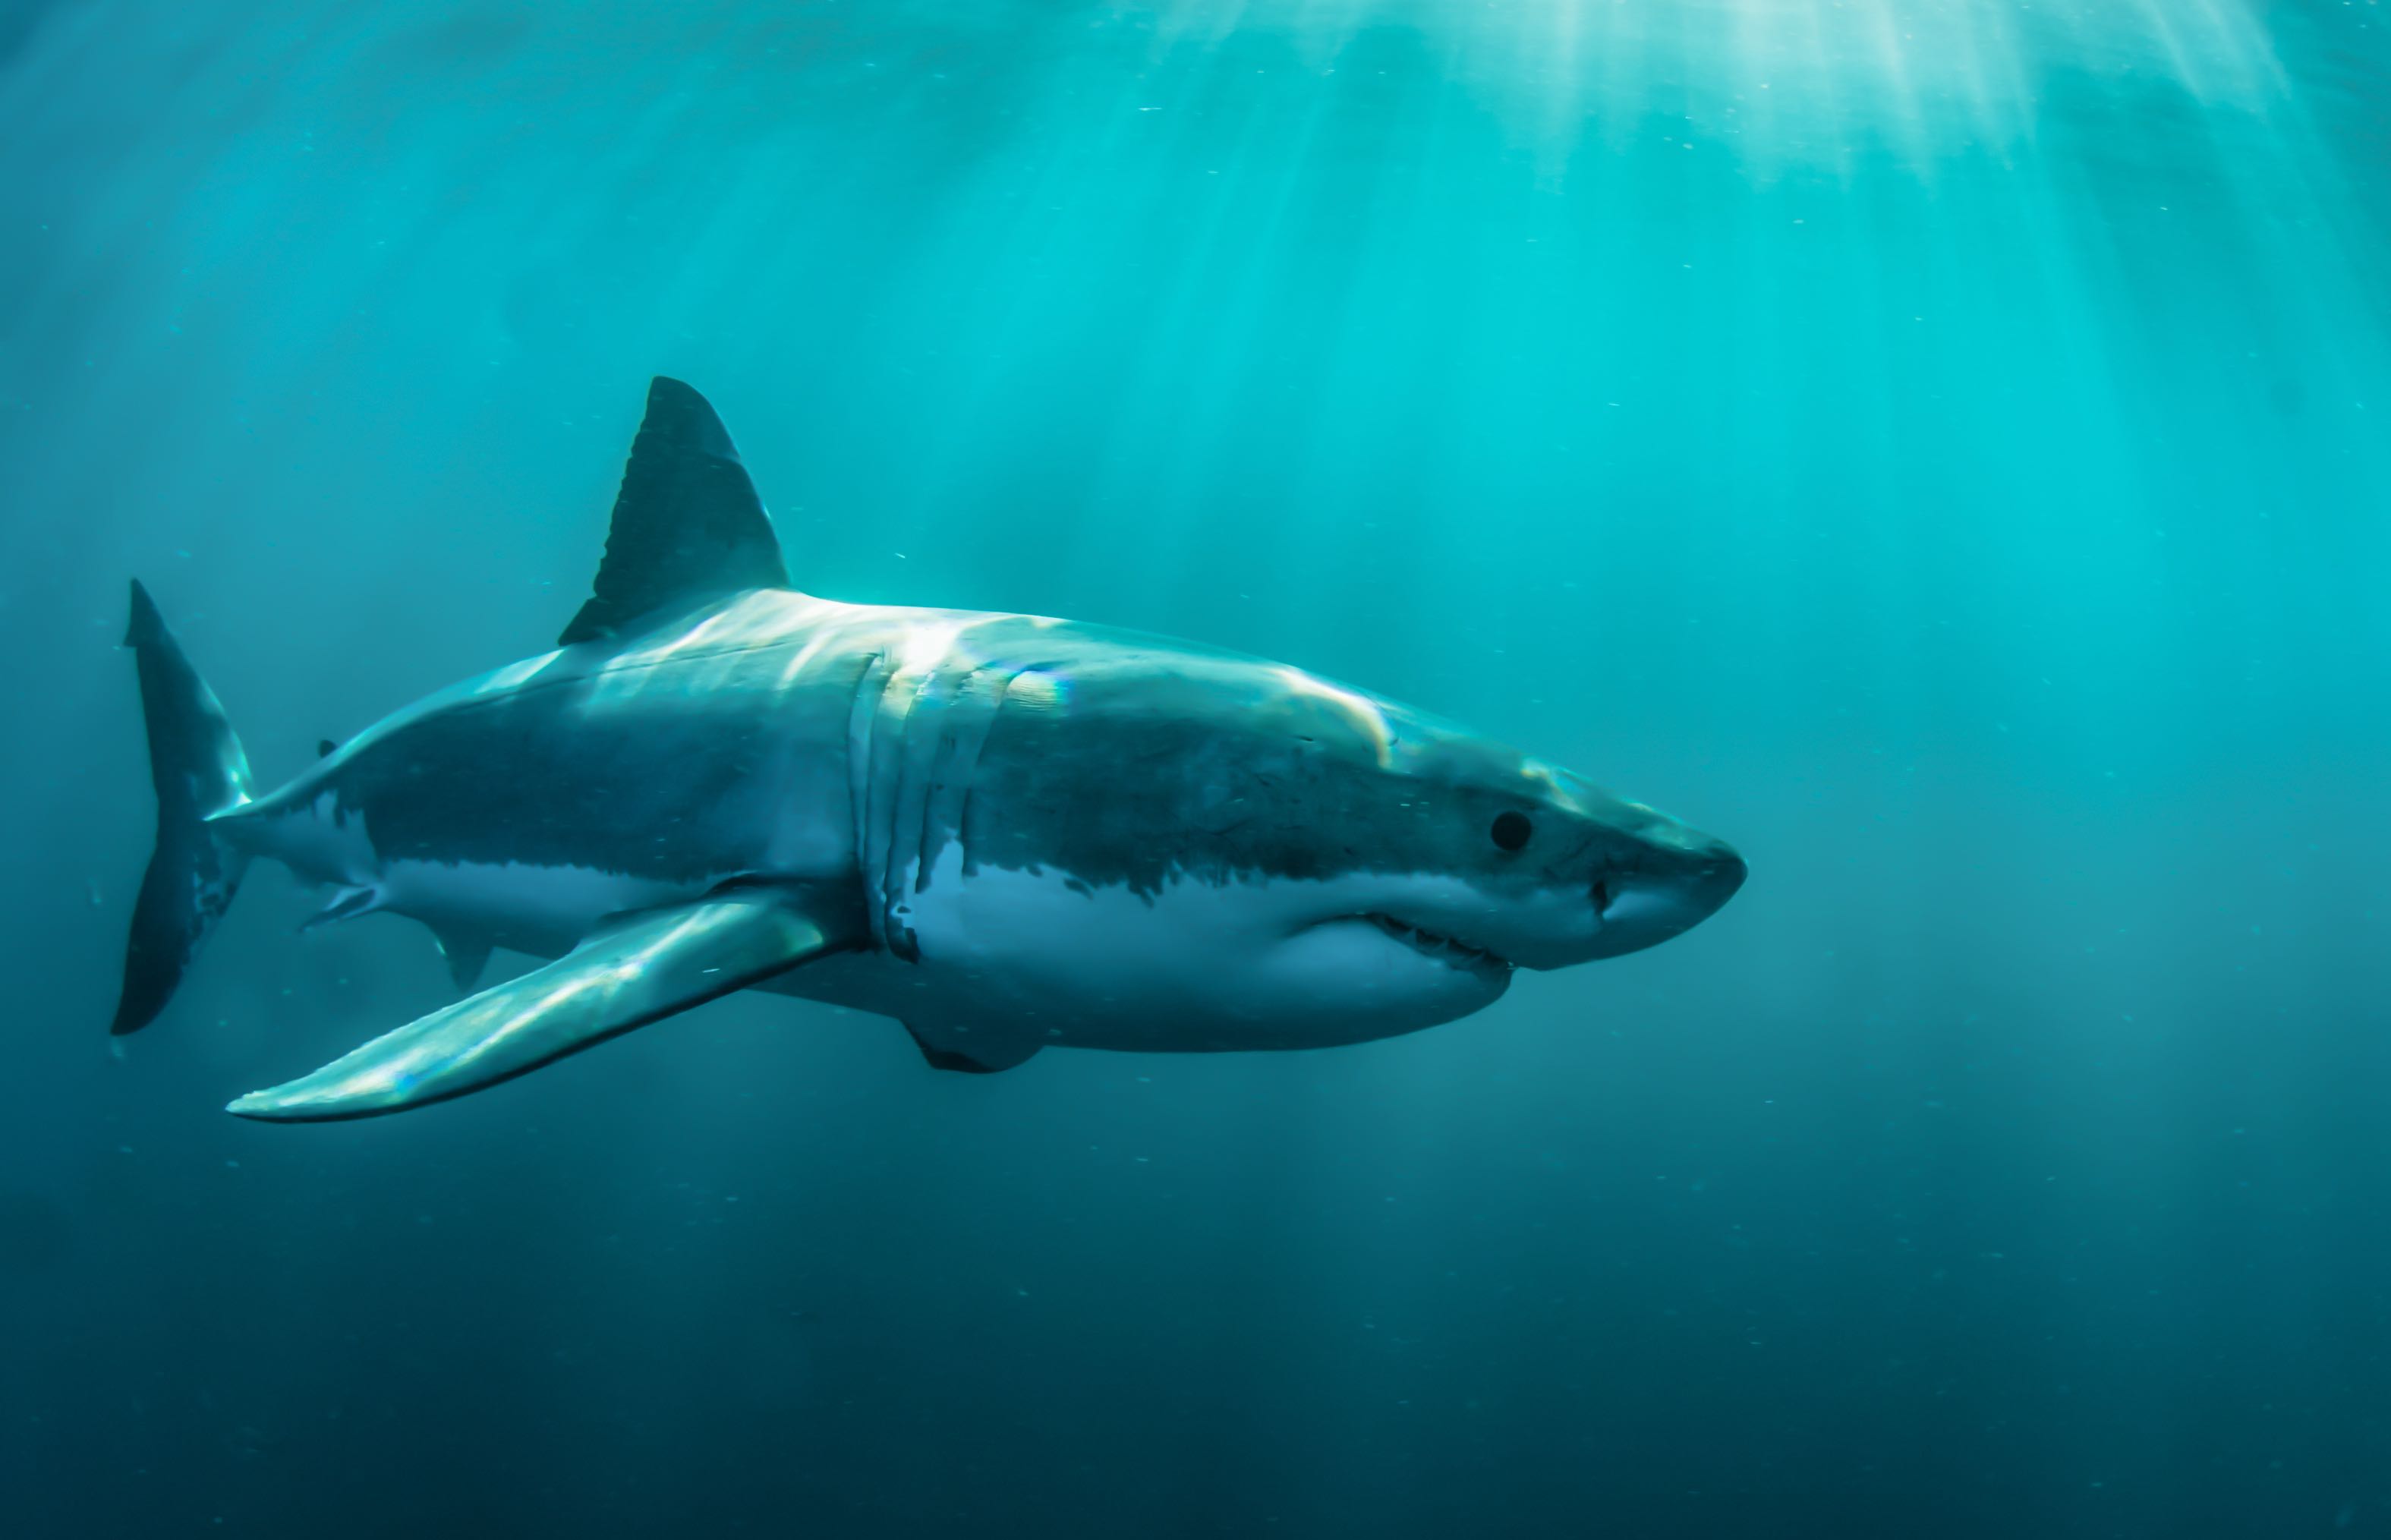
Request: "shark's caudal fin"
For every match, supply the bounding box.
[557,376,790,646]
[112,581,255,1036]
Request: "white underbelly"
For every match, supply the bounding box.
[772,852,1491,1053]
[380,857,707,952]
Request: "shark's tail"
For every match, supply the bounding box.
[112,581,254,1035]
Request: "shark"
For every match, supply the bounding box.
[111,378,1746,1122]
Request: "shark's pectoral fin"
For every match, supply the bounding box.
[228,887,858,1123]
[430,925,495,993]
[903,1021,1041,1075]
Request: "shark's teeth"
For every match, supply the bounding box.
[1362,913,1509,972]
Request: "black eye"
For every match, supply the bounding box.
[1490,811,1533,853]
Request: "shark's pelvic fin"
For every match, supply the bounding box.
[228,887,859,1122]
[299,896,489,990]
[430,925,495,992]
[300,884,382,929]
[904,1021,1042,1075]
[557,376,789,647]
[112,581,254,1036]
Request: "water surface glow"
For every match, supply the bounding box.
[3,2,2388,1537]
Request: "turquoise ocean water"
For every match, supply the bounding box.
[3,3,2388,1535]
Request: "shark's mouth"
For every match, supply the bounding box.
[1362,913,1513,973]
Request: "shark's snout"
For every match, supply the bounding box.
[1585,830,1745,960]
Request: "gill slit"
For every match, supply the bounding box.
[877,660,959,961]
[845,651,897,952]
[917,663,1018,896]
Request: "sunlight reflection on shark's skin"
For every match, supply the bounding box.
[111,379,1744,1123]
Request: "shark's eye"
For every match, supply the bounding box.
[1490,811,1533,853]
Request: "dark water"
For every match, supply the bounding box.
[5,2,2389,1535]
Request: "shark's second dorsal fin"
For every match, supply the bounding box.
[559,377,789,647]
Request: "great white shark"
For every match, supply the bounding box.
[112,378,1746,1121]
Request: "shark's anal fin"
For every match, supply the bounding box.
[430,926,494,993]
[558,377,789,647]
[904,1021,1041,1075]
[228,887,858,1123]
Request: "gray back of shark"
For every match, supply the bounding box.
[110,377,1747,1122]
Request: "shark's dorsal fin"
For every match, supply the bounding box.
[559,377,789,647]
